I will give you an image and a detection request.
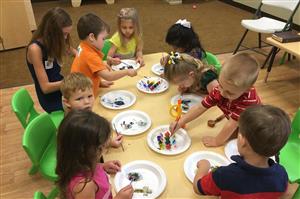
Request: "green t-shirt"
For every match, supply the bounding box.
[109,32,137,59]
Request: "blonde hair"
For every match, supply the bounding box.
[117,8,142,47]
[221,53,260,89]
[61,72,93,99]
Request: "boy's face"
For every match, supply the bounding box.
[218,73,247,100]
[91,30,108,50]
[64,88,94,111]
[120,19,134,39]
[172,72,195,90]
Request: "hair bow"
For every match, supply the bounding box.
[175,19,191,29]
[168,52,181,65]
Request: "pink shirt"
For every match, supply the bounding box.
[68,164,112,199]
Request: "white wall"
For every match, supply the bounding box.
[234,0,300,26]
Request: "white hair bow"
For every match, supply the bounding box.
[175,19,191,29]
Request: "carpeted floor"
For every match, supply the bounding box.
[0,0,263,88]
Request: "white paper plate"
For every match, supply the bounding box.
[100,90,136,110]
[112,110,151,135]
[224,139,276,162]
[112,59,140,71]
[147,125,191,155]
[151,63,164,76]
[170,94,203,113]
[114,160,167,199]
[137,77,169,94]
[184,151,230,183]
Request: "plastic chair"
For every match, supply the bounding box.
[102,39,111,61]
[33,186,59,199]
[204,52,222,74]
[23,113,58,181]
[279,108,300,183]
[233,0,300,68]
[12,88,64,129]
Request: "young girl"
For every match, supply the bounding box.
[161,19,206,65]
[26,7,76,113]
[107,8,144,66]
[164,52,218,94]
[56,109,133,199]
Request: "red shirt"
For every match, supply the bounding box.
[202,87,261,121]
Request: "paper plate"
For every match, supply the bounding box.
[114,160,167,199]
[151,63,164,76]
[137,77,169,94]
[100,90,136,110]
[112,59,140,71]
[147,125,191,155]
[224,139,276,162]
[112,110,151,135]
[184,151,230,183]
[170,94,203,113]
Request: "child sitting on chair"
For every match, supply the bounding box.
[61,72,122,149]
[193,104,290,198]
[107,8,144,66]
[164,52,219,94]
[169,53,261,147]
[71,13,137,97]
[161,19,206,65]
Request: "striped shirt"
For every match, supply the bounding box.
[202,87,261,121]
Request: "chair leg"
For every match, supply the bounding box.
[29,165,39,175]
[258,33,262,48]
[47,186,59,199]
[233,29,249,54]
[261,48,274,69]
[264,46,278,82]
[280,52,287,65]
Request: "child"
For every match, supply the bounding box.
[193,104,290,198]
[60,72,123,148]
[170,53,261,147]
[71,13,137,97]
[164,52,219,94]
[160,19,206,65]
[26,7,75,113]
[56,109,133,199]
[107,8,144,66]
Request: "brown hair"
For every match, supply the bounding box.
[31,7,72,62]
[221,52,260,89]
[117,8,142,47]
[77,13,109,40]
[61,72,93,99]
[239,104,291,157]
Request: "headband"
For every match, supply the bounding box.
[175,19,191,29]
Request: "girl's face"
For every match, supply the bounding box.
[171,46,185,53]
[62,25,72,40]
[64,88,95,111]
[172,72,195,90]
[91,30,108,50]
[120,19,134,39]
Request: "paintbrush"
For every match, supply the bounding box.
[113,123,125,152]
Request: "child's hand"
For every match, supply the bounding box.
[115,184,134,199]
[196,159,210,170]
[178,85,188,94]
[169,120,183,135]
[202,136,219,147]
[103,160,121,174]
[100,80,114,88]
[110,57,121,65]
[136,56,144,67]
[127,69,137,77]
[110,134,123,148]
[160,56,169,66]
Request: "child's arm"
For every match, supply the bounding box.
[107,44,121,65]
[193,160,211,195]
[114,185,134,199]
[202,118,238,147]
[27,44,62,94]
[97,68,137,81]
[73,180,97,199]
[135,40,144,66]
[102,160,121,174]
[170,102,207,134]
[281,182,299,199]
[206,79,219,93]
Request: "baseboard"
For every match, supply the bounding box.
[218,0,300,31]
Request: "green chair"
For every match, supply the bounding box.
[12,88,64,129]
[279,108,300,183]
[293,185,300,199]
[102,39,111,61]
[23,113,58,181]
[33,186,59,199]
[203,52,222,74]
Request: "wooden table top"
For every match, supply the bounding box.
[93,53,226,199]
[266,37,300,59]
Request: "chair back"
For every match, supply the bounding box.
[204,52,222,74]
[262,0,300,11]
[12,88,40,128]
[290,108,300,142]
[102,39,111,61]
[22,113,56,166]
